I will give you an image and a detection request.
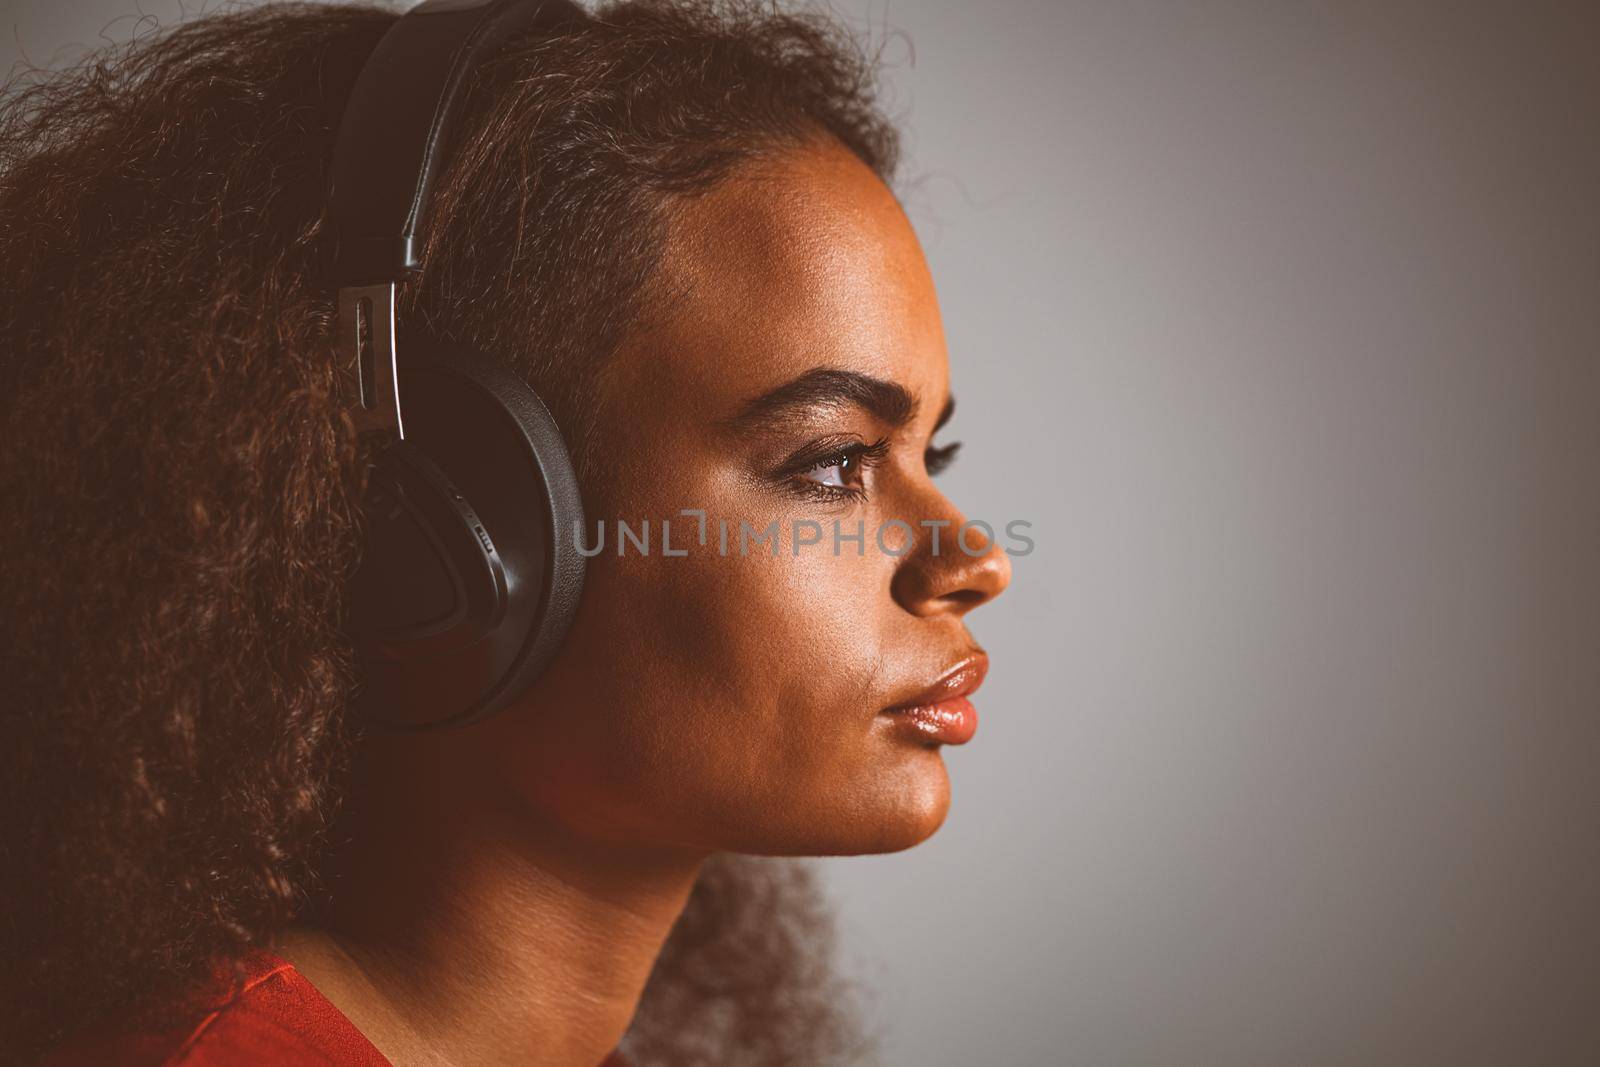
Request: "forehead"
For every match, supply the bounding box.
[609,136,948,422]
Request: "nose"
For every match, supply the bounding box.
[890,509,1012,618]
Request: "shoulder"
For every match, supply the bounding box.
[40,952,391,1067]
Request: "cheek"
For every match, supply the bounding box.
[498,528,933,849]
[608,543,888,783]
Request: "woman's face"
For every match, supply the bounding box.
[477,136,1010,856]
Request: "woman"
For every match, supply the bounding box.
[0,0,1011,1064]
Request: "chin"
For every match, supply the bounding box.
[748,757,954,857]
[859,761,953,854]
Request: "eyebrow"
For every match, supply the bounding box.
[720,367,919,432]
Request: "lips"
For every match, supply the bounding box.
[881,652,988,745]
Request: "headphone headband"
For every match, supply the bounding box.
[327,0,584,438]
[326,0,582,287]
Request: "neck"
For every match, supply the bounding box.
[275,737,706,1067]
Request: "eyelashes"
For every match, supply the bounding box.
[925,440,962,476]
[779,436,889,503]
[775,435,963,504]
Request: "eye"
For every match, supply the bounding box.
[778,437,891,503]
[805,448,868,489]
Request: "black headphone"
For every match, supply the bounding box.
[327,0,588,731]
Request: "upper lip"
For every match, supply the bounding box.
[883,650,989,712]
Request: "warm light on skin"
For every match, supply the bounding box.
[482,133,1013,858]
[278,134,1010,1067]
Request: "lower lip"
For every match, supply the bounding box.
[883,696,978,745]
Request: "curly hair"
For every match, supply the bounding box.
[0,1,900,1062]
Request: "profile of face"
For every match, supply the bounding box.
[454,135,1011,859]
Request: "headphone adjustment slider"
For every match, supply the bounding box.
[338,282,405,440]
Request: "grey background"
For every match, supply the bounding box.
[6,1,1597,1064]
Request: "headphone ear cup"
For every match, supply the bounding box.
[347,439,509,659]
[346,340,585,731]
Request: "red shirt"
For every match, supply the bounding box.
[43,950,631,1066]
